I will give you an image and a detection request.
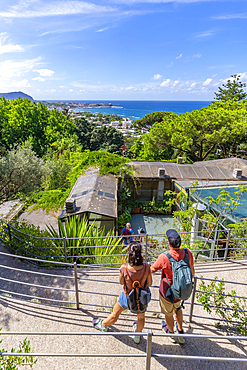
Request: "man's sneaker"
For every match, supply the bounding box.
[92,318,108,332]
[161,320,176,343]
[176,322,185,344]
[133,321,140,344]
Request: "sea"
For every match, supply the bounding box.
[53,100,212,121]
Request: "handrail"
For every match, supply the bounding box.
[0,331,246,368]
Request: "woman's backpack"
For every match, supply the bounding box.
[124,264,151,314]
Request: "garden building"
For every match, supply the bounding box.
[58,169,117,233]
[127,160,246,202]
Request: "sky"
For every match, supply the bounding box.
[0,0,247,101]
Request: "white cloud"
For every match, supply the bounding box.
[69,89,73,92]
[59,85,65,88]
[160,79,171,87]
[193,53,202,58]
[0,1,116,18]
[152,74,162,80]
[15,79,31,87]
[35,68,54,77]
[0,32,23,55]
[0,57,41,79]
[195,30,215,38]
[96,27,110,33]
[203,78,212,86]
[32,76,45,81]
[213,13,247,20]
[45,89,56,93]
[176,54,183,59]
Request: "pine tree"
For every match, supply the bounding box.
[214,74,247,102]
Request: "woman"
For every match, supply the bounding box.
[93,241,152,344]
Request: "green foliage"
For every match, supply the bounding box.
[0,329,37,369]
[5,220,64,263]
[227,220,247,258]
[141,199,172,215]
[196,277,247,335]
[74,117,124,153]
[0,143,46,201]
[131,111,174,131]
[0,97,75,157]
[5,217,125,266]
[42,155,72,191]
[29,188,71,213]
[118,210,131,229]
[118,187,131,202]
[31,150,136,212]
[47,216,125,265]
[172,185,247,258]
[135,99,247,161]
[214,74,247,102]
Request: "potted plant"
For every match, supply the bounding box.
[130,200,141,214]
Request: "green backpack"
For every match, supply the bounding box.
[164,249,193,302]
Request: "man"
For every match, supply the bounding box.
[122,222,134,246]
[151,229,194,344]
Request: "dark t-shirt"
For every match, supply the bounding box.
[152,248,194,302]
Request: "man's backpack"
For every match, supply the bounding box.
[164,248,193,302]
[124,265,151,314]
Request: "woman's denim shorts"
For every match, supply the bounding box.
[118,286,151,310]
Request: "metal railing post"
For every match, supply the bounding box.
[63,237,67,264]
[146,329,152,370]
[224,229,231,261]
[7,223,12,241]
[74,262,80,309]
[144,234,148,262]
[189,275,197,323]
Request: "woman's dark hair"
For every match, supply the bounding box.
[128,241,143,266]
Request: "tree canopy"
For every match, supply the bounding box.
[133,99,247,162]
[131,111,175,131]
[214,74,247,102]
[74,117,124,153]
[0,97,75,156]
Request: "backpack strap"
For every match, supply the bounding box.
[164,251,173,287]
[124,264,147,289]
[183,248,190,266]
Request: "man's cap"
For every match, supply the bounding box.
[166,229,180,240]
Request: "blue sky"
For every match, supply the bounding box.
[0,0,247,101]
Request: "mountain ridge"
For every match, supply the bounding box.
[0,91,34,101]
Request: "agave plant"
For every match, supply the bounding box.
[46,215,126,266]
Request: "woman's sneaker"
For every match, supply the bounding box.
[133,321,140,344]
[161,320,176,343]
[176,322,185,344]
[92,318,108,332]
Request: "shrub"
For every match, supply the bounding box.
[0,143,46,200]
[196,277,247,335]
[0,329,37,369]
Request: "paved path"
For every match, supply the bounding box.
[0,243,246,370]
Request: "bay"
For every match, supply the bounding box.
[49,100,212,120]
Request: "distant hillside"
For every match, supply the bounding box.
[0,91,34,101]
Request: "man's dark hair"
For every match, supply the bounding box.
[168,236,181,249]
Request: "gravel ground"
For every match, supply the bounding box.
[0,243,246,370]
